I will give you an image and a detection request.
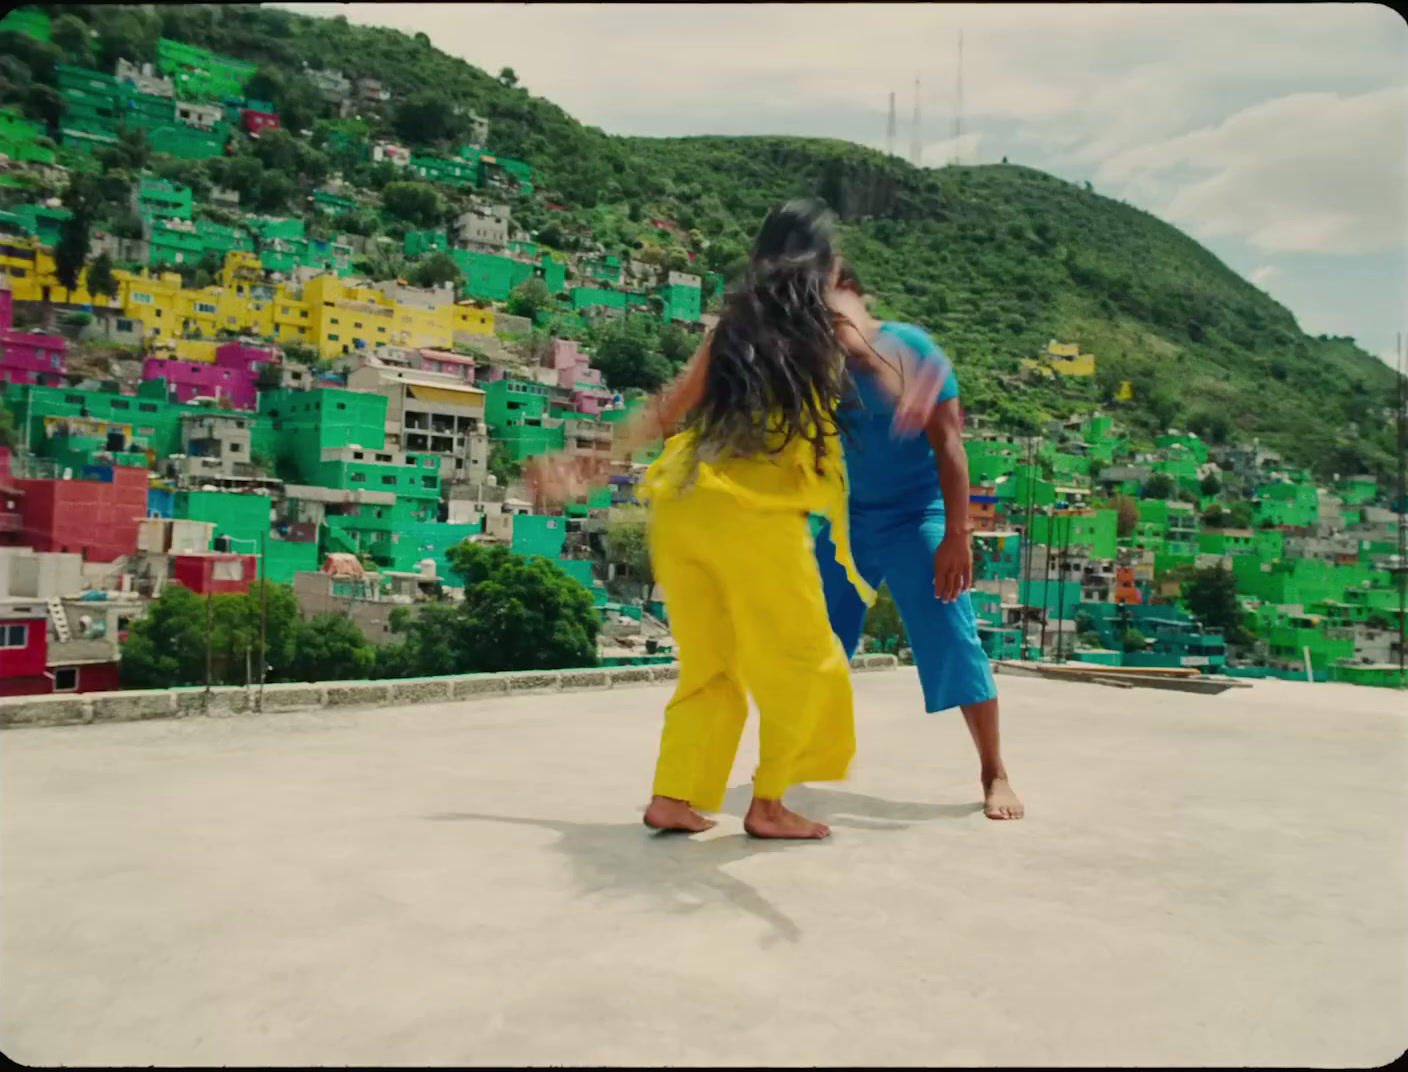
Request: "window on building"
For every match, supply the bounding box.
[195,302,216,315]
[111,399,130,410]
[376,453,392,462]
[64,393,83,404]
[421,475,436,488]
[381,475,396,485]
[53,666,78,692]
[132,292,153,305]
[330,317,339,325]
[212,559,245,582]
[139,403,157,413]
[300,310,308,319]
[2,623,28,648]
[349,472,365,484]
[328,334,339,342]
[9,267,25,277]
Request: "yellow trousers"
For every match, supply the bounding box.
[648,485,856,812]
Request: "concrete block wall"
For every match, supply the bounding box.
[0,656,900,730]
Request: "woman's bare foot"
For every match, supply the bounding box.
[983,776,1024,820]
[743,797,831,839]
[643,795,715,833]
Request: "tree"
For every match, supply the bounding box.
[863,584,907,653]
[408,251,461,290]
[506,278,551,321]
[605,512,652,586]
[488,442,520,487]
[1113,493,1140,538]
[119,585,209,689]
[657,322,693,366]
[1199,471,1222,498]
[1142,473,1176,501]
[589,316,673,392]
[381,181,444,228]
[51,14,93,64]
[85,252,117,301]
[119,582,301,688]
[289,614,375,682]
[1121,628,1147,653]
[1227,501,1254,529]
[1182,565,1251,646]
[393,92,456,146]
[54,176,98,294]
[444,543,599,673]
[498,67,518,88]
[253,169,296,213]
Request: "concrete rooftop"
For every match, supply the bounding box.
[2,671,1405,1067]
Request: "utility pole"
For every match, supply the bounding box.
[1055,508,1071,663]
[886,91,896,158]
[1039,505,1053,659]
[1397,332,1406,686]
[258,530,268,712]
[203,580,213,713]
[1019,437,1036,660]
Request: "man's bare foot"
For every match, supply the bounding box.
[983,776,1024,820]
[743,797,830,839]
[643,795,716,833]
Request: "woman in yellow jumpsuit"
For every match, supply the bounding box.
[534,200,932,839]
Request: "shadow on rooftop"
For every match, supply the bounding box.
[429,787,975,946]
[428,810,810,944]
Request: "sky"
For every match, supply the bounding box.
[280,2,1408,371]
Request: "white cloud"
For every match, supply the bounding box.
[1249,266,1278,286]
[1099,87,1408,255]
[277,2,1408,362]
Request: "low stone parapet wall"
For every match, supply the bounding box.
[0,656,901,730]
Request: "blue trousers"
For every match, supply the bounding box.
[814,501,997,713]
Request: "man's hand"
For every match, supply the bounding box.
[933,533,973,603]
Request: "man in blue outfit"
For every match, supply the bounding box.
[823,262,1023,820]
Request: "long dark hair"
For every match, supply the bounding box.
[686,197,851,469]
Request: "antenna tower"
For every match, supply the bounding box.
[952,29,964,165]
[910,74,921,166]
[886,91,896,157]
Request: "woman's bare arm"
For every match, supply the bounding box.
[612,333,713,460]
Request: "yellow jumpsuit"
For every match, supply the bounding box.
[641,423,876,812]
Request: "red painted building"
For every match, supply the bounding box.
[0,599,121,696]
[240,108,280,135]
[9,461,148,562]
[170,552,257,596]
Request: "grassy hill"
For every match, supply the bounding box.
[11,3,1401,481]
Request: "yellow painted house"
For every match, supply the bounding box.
[1020,339,1097,378]
[0,239,496,361]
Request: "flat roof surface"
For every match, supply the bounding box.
[1,672,1404,1066]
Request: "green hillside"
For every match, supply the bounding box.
[6,3,1400,481]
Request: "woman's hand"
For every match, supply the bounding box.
[525,453,598,512]
[933,533,973,603]
[892,358,948,440]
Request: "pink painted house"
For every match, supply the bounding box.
[415,348,475,384]
[0,286,67,386]
[141,342,278,410]
[546,338,612,415]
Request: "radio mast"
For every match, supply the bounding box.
[952,29,964,165]
[886,91,896,157]
[910,74,921,166]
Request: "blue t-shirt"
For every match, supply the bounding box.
[839,321,958,513]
